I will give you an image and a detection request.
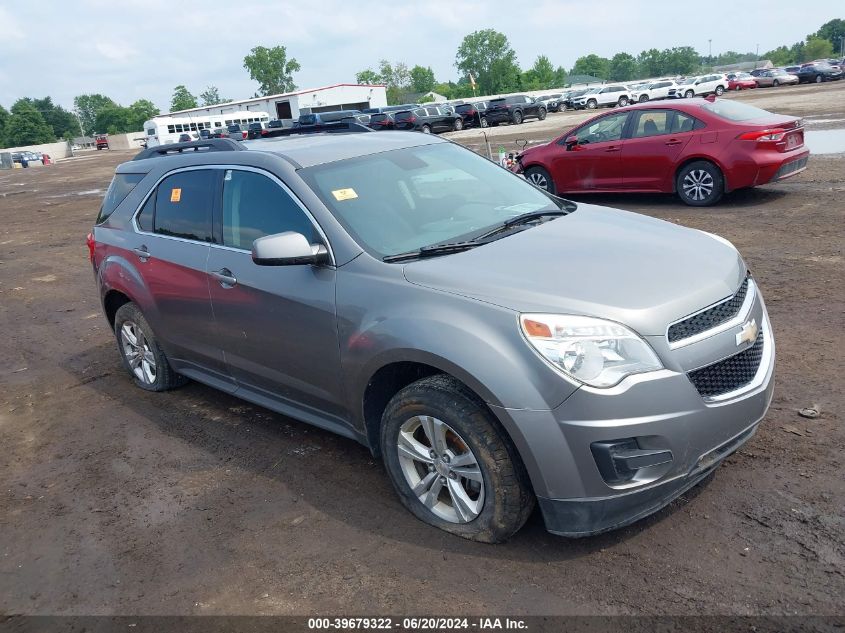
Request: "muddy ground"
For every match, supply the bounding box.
[0,82,843,617]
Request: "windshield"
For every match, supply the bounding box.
[680,77,696,85]
[700,100,775,121]
[301,143,564,258]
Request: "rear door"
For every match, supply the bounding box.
[549,111,630,191]
[621,109,695,191]
[205,168,345,421]
[131,168,230,384]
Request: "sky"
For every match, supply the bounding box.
[0,0,842,113]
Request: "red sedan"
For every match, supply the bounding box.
[514,98,809,206]
[727,72,757,90]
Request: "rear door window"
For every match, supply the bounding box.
[631,111,672,138]
[153,170,216,242]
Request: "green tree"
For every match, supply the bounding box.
[571,54,610,79]
[637,48,666,77]
[356,69,382,85]
[764,45,793,66]
[553,66,567,87]
[663,47,700,74]
[170,85,198,112]
[410,65,436,93]
[17,97,81,140]
[609,53,637,81]
[4,101,55,146]
[804,36,834,61]
[814,19,845,54]
[199,85,230,106]
[789,41,806,64]
[522,55,556,89]
[94,105,133,135]
[128,99,159,130]
[73,94,117,136]
[0,105,9,143]
[243,45,301,96]
[376,60,411,104]
[455,29,521,95]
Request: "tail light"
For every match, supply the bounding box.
[86,232,95,263]
[737,128,787,142]
[260,129,268,136]
[242,131,247,139]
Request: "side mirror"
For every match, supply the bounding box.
[252,231,329,266]
[565,135,579,149]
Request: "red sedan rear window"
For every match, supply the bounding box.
[700,101,776,122]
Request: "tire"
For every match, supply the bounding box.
[734,85,742,91]
[480,116,488,128]
[815,75,823,84]
[421,124,431,134]
[453,118,463,131]
[639,94,649,102]
[559,103,567,112]
[114,302,187,392]
[524,166,556,195]
[772,80,779,87]
[715,85,725,96]
[676,160,724,207]
[685,90,694,99]
[586,99,598,109]
[512,110,523,125]
[380,375,534,543]
[618,96,629,107]
[537,107,547,121]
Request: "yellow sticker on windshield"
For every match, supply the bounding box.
[332,188,358,201]
[170,188,182,202]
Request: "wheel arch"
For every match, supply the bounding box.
[673,155,729,193]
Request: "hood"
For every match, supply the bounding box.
[403,204,745,336]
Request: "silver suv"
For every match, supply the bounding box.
[90,133,775,542]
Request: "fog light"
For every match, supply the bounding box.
[591,439,673,485]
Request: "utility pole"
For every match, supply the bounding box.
[755,44,760,69]
[708,39,712,66]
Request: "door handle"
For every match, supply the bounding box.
[133,246,150,260]
[665,139,683,146]
[604,146,621,152]
[211,268,237,287]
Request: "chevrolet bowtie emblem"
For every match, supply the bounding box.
[736,319,759,347]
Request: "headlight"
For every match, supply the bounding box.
[520,314,663,388]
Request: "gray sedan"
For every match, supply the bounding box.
[754,69,799,87]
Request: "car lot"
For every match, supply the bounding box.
[0,83,843,616]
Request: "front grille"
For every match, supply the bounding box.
[668,278,749,343]
[688,331,764,398]
[774,155,808,179]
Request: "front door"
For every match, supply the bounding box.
[550,111,629,192]
[205,168,346,422]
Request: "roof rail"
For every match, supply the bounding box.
[259,120,373,139]
[132,138,246,161]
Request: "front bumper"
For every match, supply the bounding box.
[492,299,775,537]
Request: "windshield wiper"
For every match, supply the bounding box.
[475,209,569,241]
[383,241,482,263]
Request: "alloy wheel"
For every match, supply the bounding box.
[120,321,157,384]
[528,171,549,190]
[396,415,485,523]
[682,169,715,202]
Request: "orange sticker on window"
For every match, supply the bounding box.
[170,188,182,202]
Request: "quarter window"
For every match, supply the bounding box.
[153,170,215,242]
[222,170,316,250]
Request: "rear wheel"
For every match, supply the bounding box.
[639,94,650,102]
[114,303,186,392]
[815,75,823,84]
[537,107,547,120]
[685,90,695,99]
[421,124,431,134]
[677,161,724,207]
[480,116,488,128]
[772,79,780,87]
[453,118,463,131]
[524,166,555,194]
[380,375,534,543]
[512,110,523,125]
[715,85,725,96]
[617,96,629,107]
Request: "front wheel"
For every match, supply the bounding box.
[586,99,598,109]
[480,116,488,128]
[815,75,823,84]
[114,302,187,391]
[453,118,463,131]
[685,90,694,99]
[537,107,547,120]
[421,124,431,134]
[380,375,534,543]
[772,79,779,87]
[524,166,556,194]
[677,161,724,207]
[639,94,649,102]
[512,110,523,125]
[715,85,725,96]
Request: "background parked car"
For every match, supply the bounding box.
[783,65,802,74]
[630,79,678,102]
[367,112,395,130]
[727,72,758,90]
[669,74,727,98]
[393,107,463,133]
[95,134,109,150]
[796,62,843,83]
[515,99,808,207]
[571,85,631,109]
[455,102,489,128]
[484,95,547,125]
[560,89,590,110]
[536,94,564,112]
[753,69,799,88]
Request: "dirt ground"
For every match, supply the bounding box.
[1,82,843,618]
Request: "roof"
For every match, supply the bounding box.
[244,131,442,169]
[566,74,605,86]
[163,83,388,118]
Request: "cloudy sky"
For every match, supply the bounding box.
[1,0,841,112]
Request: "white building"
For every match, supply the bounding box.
[162,83,388,123]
